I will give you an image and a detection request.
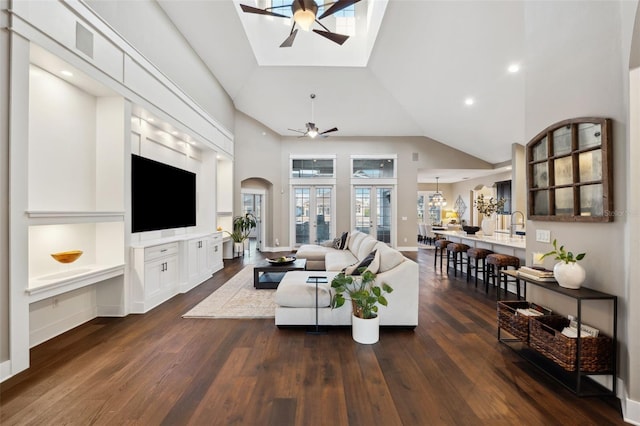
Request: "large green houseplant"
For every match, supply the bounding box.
[330,269,393,318]
[226,213,257,255]
[331,269,393,344]
[226,213,257,243]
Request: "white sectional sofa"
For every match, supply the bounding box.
[275,231,419,327]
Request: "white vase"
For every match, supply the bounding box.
[352,314,379,344]
[481,216,496,236]
[553,262,586,289]
[234,242,243,257]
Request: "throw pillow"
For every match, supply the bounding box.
[365,249,381,274]
[331,237,342,249]
[321,239,336,248]
[343,250,377,276]
[339,231,349,250]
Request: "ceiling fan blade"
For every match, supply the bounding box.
[280,29,298,48]
[288,128,306,134]
[318,0,361,20]
[240,4,289,18]
[320,127,338,135]
[312,29,349,45]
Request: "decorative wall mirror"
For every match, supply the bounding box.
[526,117,612,222]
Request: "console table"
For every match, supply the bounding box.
[499,270,617,397]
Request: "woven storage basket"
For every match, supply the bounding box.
[529,315,613,373]
[497,301,537,343]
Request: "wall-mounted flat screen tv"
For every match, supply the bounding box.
[131,154,196,233]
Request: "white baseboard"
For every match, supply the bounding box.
[97,304,125,317]
[623,387,640,425]
[30,306,97,348]
[1,359,12,382]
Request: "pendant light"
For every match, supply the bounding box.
[429,177,447,207]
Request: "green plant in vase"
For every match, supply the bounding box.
[540,239,586,289]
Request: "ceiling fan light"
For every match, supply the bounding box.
[308,129,318,138]
[293,9,316,31]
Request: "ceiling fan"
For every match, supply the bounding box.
[239,0,360,48]
[288,94,338,138]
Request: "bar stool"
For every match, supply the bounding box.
[486,253,521,299]
[466,248,494,287]
[446,243,470,277]
[434,239,452,271]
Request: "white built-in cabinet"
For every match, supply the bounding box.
[6,0,234,381]
[131,242,179,313]
[131,232,223,313]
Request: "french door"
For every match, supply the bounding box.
[242,192,264,251]
[293,186,334,246]
[353,186,393,244]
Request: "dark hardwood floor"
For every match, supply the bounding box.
[1,247,625,425]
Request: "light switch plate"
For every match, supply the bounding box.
[536,229,551,243]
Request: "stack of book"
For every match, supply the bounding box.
[517,266,556,282]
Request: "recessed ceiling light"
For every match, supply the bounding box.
[60,70,73,77]
[464,98,475,106]
[508,63,520,73]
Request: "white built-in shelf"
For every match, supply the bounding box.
[27,263,125,303]
[26,211,125,225]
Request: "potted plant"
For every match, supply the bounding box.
[330,269,393,344]
[540,239,586,289]
[474,194,506,236]
[226,213,257,255]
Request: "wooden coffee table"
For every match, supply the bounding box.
[253,258,307,289]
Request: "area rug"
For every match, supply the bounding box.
[182,266,276,319]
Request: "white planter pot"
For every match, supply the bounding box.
[352,314,379,344]
[553,262,586,289]
[234,242,243,256]
[481,216,496,236]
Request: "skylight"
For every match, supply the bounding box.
[234,0,387,67]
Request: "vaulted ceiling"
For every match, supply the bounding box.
[157,0,526,165]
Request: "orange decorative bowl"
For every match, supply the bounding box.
[51,250,83,264]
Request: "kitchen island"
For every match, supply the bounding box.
[433,230,526,295]
[433,230,525,257]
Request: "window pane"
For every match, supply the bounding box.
[354,188,371,234]
[294,188,310,244]
[554,156,573,186]
[553,125,572,156]
[533,190,549,215]
[417,195,425,221]
[579,149,602,182]
[316,188,331,242]
[555,187,573,216]
[377,188,391,243]
[580,184,603,217]
[353,159,394,178]
[578,123,602,150]
[291,159,334,178]
[533,162,549,188]
[532,137,548,161]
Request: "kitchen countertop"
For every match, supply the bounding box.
[433,230,526,250]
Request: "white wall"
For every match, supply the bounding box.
[0,0,9,365]
[523,0,635,403]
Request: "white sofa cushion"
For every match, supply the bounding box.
[375,242,405,272]
[275,272,335,308]
[347,231,366,254]
[325,250,358,271]
[356,236,378,260]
